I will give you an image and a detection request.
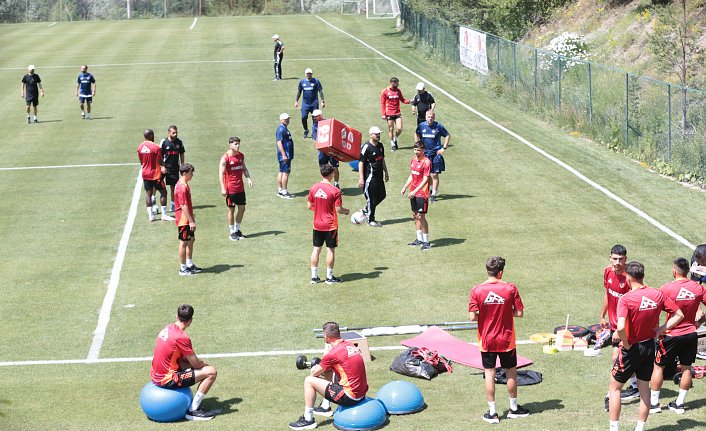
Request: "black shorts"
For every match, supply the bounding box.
[313,229,338,248]
[611,339,655,383]
[481,349,517,370]
[178,225,194,241]
[226,192,246,207]
[385,115,401,121]
[655,332,698,367]
[78,96,93,104]
[410,196,428,214]
[159,368,196,389]
[325,382,363,407]
[143,178,166,192]
[164,171,179,186]
[25,97,38,107]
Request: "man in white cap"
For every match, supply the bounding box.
[358,126,389,227]
[21,65,44,124]
[276,113,295,199]
[295,68,325,139]
[411,82,435,125]
[312,109,340,188]
[272,34,285,81]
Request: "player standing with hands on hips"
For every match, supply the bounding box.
[401,142,432,250]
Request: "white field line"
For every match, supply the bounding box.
[1,340,539,367]
[316,16,696,251]
[0,57,381,72]
[86,170,142,362]
[0,162,138,171]
[48,22,57,27]
[190,17,197,30]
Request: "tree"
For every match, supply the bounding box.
[648,0,704,136]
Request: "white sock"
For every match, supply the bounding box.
[676,388,688,405]
[416,230,423,241]
[235,223,240,232]
[81,111,85,116]
[650,390,660,406]
[629,376,638,389]
[283,189,288,194]
[191,391,205,411]
[161,206,168,215]
[33,115,37,120]
[320,399,330,409]
[186,259,193,267]
[326,268,334,279]
[229,224,235,233]
[304,407,314,421]
[87,113,90,118]
[510,397,518,410]
[278,187,283,193]
[431,189,437,196]
[27,114,30,119]
[488,401,496,416]
[422,233,429,243]
[609,420,619,431]
[311,267,318,279]
[146,207,153,217]
[634,421,646,431]
[180,263,187,270]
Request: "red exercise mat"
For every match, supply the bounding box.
[401,326,533,370]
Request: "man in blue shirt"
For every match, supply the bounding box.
[311,109,340,188]
[295,68,325,139]
[75,65,96,120]
[414,110,450,202]
[276,113,295,199]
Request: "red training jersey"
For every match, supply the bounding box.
[174,180,193,227]
[616,286,680,345]
[380,86,410,116]
[319,340,368,399]
[137,140,162,180]
[150,323,195,386]
[222,152,245,194]
[469,280,524,352]
[409,156,431,198]
[660,278,706,337]
[604,266,629,330]
[308,181,342,231]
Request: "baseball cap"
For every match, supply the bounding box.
[272,34,279,40]
[305,68,313,74]
[279,113,290,120]
[416,82,425,90]
[28,64,35,71]
[312,109,322,117]
[369,126,381,134]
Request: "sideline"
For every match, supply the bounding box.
[315,16,696,251]
[86,170,142,361]
[190,17,197,30]
[0,162,138,171]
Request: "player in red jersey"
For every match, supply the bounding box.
[380,77,410,151]
[150,305,218,420]
[289,321,368,430]
[650,257,706,414]
[174,163,201,276]
[308,164,349,285]
[469,256,528,424]
[219,136,253,242]
[400,142,432,250]
[137,129,174,222]
[608,261,683,431]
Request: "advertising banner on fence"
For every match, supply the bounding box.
[459,26,488,75]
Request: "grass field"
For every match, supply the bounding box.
[1,13,705,431]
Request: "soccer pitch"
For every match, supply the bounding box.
[1,14,705,431]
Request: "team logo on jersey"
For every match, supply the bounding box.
[347,345,361,357]
[314,188,328,199]
[484,291,505,305]
[676,287,696,301]
[140,146,152,154]
[639,296,658,310]
[158,327,169,341]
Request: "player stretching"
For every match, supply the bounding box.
[219,137,253,241]
[380,77,409,151]
[401,142,431,250]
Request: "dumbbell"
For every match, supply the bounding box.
[296,355,321,370]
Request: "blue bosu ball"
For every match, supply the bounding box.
[375,380,425,414]
[333,397,387,431]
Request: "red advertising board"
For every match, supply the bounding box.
[315,118,362,162]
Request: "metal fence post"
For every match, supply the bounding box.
[667,84,672,160]
[533,48,538,103]
[512,42,517,90]
[625,73,629,148]
[588,62,593,125]
[557,56,562,109]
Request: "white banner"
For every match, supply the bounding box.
[459,26,488,75]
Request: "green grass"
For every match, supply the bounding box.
[0,14,705,431]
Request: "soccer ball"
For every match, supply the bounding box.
[351,211,367,225]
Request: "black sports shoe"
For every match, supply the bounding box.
[187,265,203,274]
[235,230,245,239]
[482,411,499,424]
[421,242,431,251]
[313,405,333,417]
[621,387,639,402]
[604,396,609,412]
[430,194,437,202]
[179,267,195,276]
[408,239,422,247]
[391,142,398,151]
[185,407,216,421]
[668,401,685,414]
[650,403,662,414]
[26,117,30,124]
[311,277,321,284]
[230,232,239,241]
[507,405,530,419]
[288,415,316,430]
[304,130,309,139]
[325,276,342,285]
[33,118,38,123]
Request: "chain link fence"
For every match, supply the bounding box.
[401,0,706,182]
